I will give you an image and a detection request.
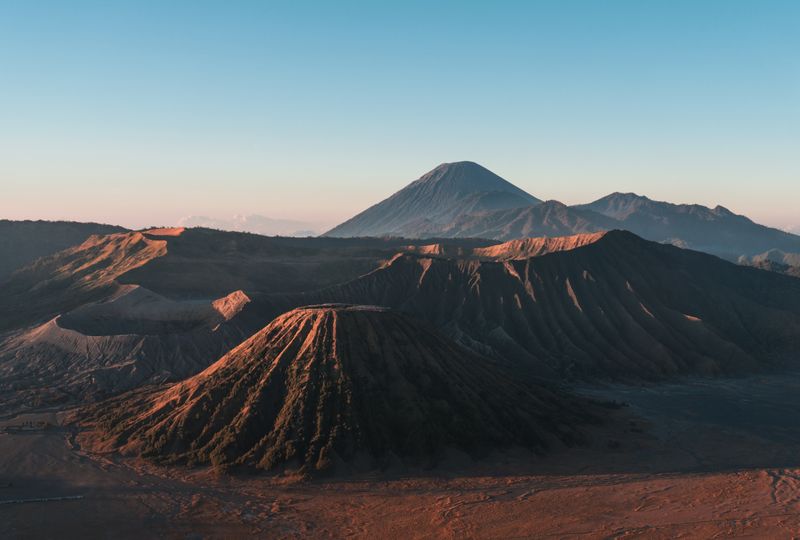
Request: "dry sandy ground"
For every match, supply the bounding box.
[4,374,800,539]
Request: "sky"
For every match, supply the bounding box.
[1,1,798,231]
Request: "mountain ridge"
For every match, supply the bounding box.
[324,162,800,261]
[324,162,540,238]
[261,230,800,381]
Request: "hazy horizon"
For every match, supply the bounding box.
[1,159,797,233]
[2,2,798,231]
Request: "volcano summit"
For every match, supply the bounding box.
[85,304,593,474]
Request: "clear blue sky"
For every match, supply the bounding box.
[1,1,798,230]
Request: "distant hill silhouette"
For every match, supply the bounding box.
[0,220,127,279]
[325,163,800,261]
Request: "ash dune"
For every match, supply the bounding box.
[290,230,800,380]
[84,305,594,474]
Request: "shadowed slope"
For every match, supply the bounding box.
[0,286,254,411]
[285,231,800,380]
[85,305,593,474]
[0,231,168,331]
[324,162,540,237]
[578,193,800,259]
[0,227,496,332]
[400,232,606,260]
[408,201,616,240]
[0,219,127,280]
[744,258,800,279]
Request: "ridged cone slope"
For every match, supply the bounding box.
[87,305,592,473]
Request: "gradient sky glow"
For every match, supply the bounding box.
[1,1,798,230]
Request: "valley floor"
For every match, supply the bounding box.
[4,373,800,539]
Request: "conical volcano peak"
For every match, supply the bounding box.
[324,162,540,238]
[413,161,531,195]
[85,303,592,474]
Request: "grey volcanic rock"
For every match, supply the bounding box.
[324,162,540,238]
[84,305,593,474]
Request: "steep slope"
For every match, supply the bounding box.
[0,229,504,412]
[578,193,800,260]
[400,232,605,260]
[472,232,607,260]
[0,220,127,279]
[0,227,495,332]
[324,162,540,237]
[83,305,594,474]
[116,228,496,299]
[411,201,615,241]
[0,286,255,412]
[0,230,169,332]
[280,231,800,380]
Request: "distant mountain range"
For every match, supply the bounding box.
[324,161,540,238]
[740,249,800,278]
[178,214,322,236]
[325,161,800,262]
